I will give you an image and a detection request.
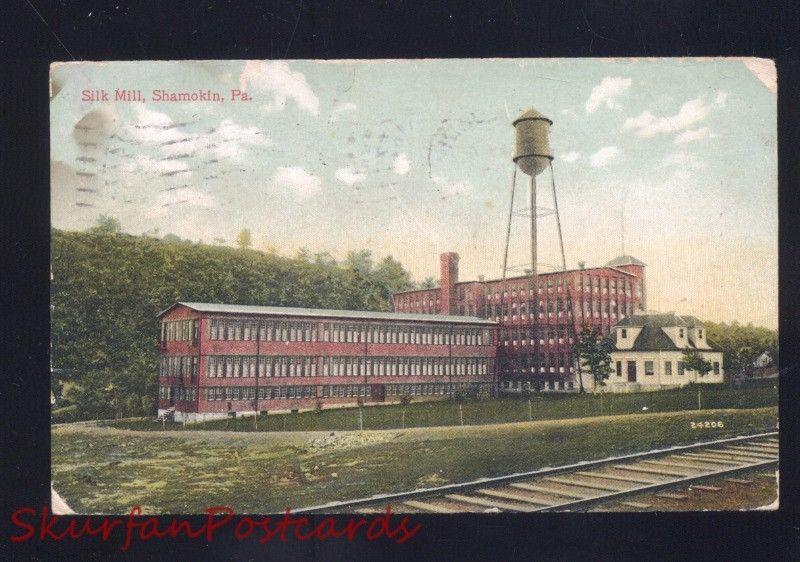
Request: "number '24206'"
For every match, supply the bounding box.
[690,421,724,429]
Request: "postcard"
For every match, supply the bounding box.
[48,58,778,517]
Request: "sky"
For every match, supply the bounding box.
[50,58,777,328]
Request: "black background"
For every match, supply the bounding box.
[2,1,799,559]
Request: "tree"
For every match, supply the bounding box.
[51,227,420,422]
[704,321,777,380]
[91,215,121,235]
[575,325,613,392]
[682,348,713,378]
[236,229,252,250]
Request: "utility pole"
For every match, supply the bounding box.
[254,321,261,430]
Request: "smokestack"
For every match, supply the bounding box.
[439,252,459,315]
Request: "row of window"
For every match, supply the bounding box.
[160,386,198,401]
[204,355,494,378]
[205,385,317,401]
[614,360,721,377]
[384,382,479,396]
[501,380,575,391]
[207,318,491,345]
[161,319,199,342]
[207,355,317,378]
[159,356,198,378]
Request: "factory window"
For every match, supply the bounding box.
[664,361,673,376]
[645,361,654,376]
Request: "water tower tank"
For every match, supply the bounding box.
[512,108,553,177]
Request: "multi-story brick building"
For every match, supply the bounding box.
[157,302,497,422]
[392,253,646,391]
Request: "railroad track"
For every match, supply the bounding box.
[295,432,778,514]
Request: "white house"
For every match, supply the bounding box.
[586,312,724,393]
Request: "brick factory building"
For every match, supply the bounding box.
[157,302,497,422]
[392,252,646,392]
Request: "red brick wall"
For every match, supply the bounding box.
[157,304,497,416]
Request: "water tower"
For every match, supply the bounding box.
[501,108,567,281]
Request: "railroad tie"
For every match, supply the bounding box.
[727,444,779,453]
[575,471,661,485]
[543,476,628,492]
[510,482,588,500]
[715,446,777,456]
[700,450,775,462]
[680,452,743,464]
[620,501,652,509]
[717,448,777,460]
[445,493,538,512]
[655,492,687,500]
[477,488,555,506]
[402,500,457,514]
[640,459,714,472]
[612,464,690,477]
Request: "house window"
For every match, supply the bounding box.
[678,361,685,376]
[664,361,673,376]
[645,361,654,376]
[621,328,627,339]
[713,361,720,375]
[616,361,622,377]
[679,328,684,338]
[698,329,703,338]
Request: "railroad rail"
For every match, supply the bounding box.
[294,432,778,513]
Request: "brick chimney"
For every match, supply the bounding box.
[439,252,459,315]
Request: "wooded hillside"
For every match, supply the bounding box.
[51,226,415,420]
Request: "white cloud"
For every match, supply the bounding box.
[560,151,581,163]
[335,167,366,185]
[624,96,711,138]
[329,102,357,123]
[714,91,728,107]
[674,127,711,144]
[661,150,705,169]
[240,61,319,115]
[585,77,632,113]
[271,166,322,198]
[432,176,471,196]
[392,153,411,175]
[589,146,620,167]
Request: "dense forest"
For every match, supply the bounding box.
[51,222,416,421]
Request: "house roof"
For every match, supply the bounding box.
[611,312,717,352]
[604,255,646,267]
[615,313,689,328]
[157,301,496,325]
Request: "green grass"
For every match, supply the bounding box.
[52,406,778,514]
[102,383,777,433]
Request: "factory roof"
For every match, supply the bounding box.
[604,255,646,267]
[158,302,496,325]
